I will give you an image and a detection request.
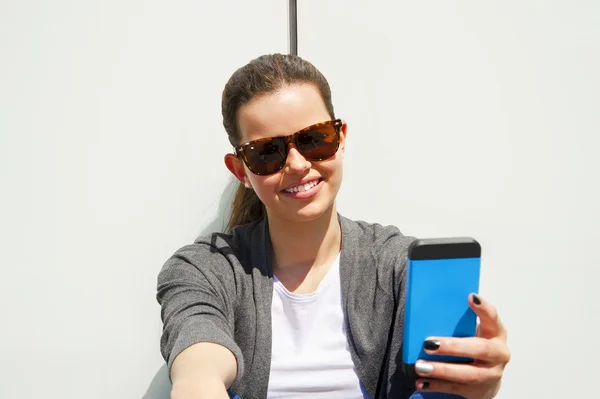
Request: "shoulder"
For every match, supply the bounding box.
[339,214,416,297]
[339,214,415,255]
[159,220,265,282]
[338,215,415,304]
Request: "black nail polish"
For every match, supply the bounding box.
[422,382,430,390]
[473,294,481,305]
[423,340,440,351]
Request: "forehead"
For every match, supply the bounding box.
[237,84,331,144]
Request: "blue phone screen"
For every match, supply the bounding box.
[402,256,480,365]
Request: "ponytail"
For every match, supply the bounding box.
[226,182,265,231]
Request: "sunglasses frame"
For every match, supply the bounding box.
[234,119,343,176]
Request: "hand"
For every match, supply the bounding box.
[413,294,511,399]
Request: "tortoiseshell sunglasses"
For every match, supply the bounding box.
[234,119,342,176]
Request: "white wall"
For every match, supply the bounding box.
[3,1,599,398]
[0,1,287,398]
[299,1,600,398]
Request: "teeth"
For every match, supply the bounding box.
[284,180,319,193]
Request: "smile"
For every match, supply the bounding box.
[282,179,322,193]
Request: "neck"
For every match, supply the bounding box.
[267,205,341,272]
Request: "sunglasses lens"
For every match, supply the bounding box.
[242,138,287,175]
[296,123,339,161]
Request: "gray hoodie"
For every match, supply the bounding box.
[157,215,417,398]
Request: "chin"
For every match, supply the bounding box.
[276,201,336,224]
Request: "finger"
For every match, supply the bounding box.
[415,359,502,385]
[415,378,470,397]
[469,293,507,340]
[422,336,510,364]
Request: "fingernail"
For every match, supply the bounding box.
[423,340,440,351]
[473,294,481,305]
[421,381,430,390]
[415,361,434,374]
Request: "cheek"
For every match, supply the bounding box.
[248,174,279,198]
[320,157,344,178]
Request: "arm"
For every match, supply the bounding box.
[157,244,244,399]
[170,342,236,399]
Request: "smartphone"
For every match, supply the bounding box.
[402,237,481,373]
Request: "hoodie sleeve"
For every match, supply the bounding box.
[156,242,244,382]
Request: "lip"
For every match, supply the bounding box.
[280,178,324,200]
[281,177,322,192]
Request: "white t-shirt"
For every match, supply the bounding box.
[267,254,369,398]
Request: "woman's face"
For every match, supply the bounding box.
[225,83,347,225]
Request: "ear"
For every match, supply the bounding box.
[339,119,348,153]
[224,153,249,185]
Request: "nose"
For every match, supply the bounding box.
[284,145,311,175]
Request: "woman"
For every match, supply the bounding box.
[157,54,510,399]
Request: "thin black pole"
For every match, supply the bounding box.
[289,0,298,55]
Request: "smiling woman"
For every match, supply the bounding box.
[156,54,510,399]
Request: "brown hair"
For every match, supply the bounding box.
[222,53,335,230]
